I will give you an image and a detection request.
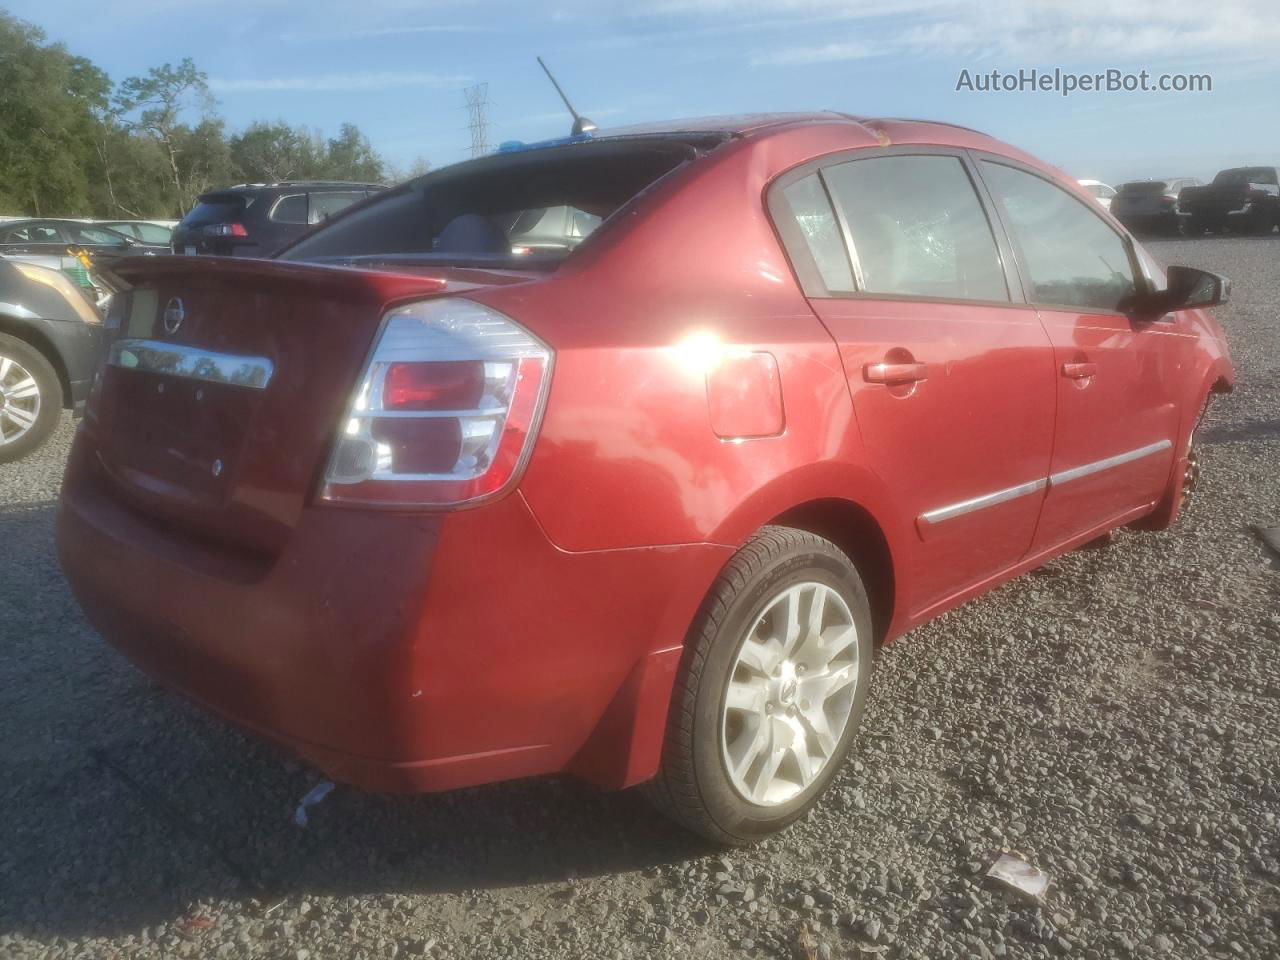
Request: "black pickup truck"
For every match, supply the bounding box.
[1179,167,1280,235]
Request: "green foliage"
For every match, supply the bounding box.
[0,12,109,215]
[0,13,400,219]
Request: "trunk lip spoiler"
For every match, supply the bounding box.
[107,338,275,390]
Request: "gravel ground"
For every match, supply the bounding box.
[1,235,1277,960]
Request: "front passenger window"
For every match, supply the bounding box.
[981,162,1137,313]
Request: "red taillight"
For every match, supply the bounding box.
[321,298,553,509]
[384,361,485,410]
[202,222,248,238]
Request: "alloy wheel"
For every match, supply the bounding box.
[721,581,859,806]
[0,355,41,447]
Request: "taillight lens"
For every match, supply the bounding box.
[321,298,552,508]
[202,223,248,238]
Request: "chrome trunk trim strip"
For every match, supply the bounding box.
[108,339,274,390]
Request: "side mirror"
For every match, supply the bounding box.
[1127,265,1230,320]
[1166,265,1230,309]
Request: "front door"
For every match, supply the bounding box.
[773,151,1057,616]
[978,160,1183,548]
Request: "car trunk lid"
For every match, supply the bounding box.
[88,256,535,558]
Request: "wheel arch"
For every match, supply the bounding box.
[0,314,73,409]
[769,498,896,644]
[706,460,912,642]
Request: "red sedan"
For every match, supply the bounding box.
[58,114,1233,844]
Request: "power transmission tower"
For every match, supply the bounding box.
[464,84,490,158]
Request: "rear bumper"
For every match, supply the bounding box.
[1113,211,1178,231]
[57,443,729,792]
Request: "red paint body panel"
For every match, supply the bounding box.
[57,114,1234,793]
[808,298,1056,615]
[707,351,785,439]
[1031,308,1188,546]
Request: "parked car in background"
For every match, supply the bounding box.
[0,220,166,305]
[0,257,108,461]
[1179,167,1280,235]
[0,219,169,266]
[59,114,1233,844]
[97,220,177,245]
[1110,178,1201,236]
[170,182,384,257]
[1078,178,1117,209]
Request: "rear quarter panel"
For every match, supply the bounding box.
[470,125,914,556]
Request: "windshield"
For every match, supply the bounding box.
[280,139,703,268]
[68,224,132,245]
[182,195,250,226]
[1117,181,1168,195]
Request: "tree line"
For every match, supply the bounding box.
[0,12,427,219]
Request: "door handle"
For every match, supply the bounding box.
[864,362,928,384]
[1061,362,1098,380]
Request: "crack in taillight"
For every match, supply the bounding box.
[321,298,552,508]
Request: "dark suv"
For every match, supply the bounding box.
[171,182,384,257]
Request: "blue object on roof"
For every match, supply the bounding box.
[496,132,595,154]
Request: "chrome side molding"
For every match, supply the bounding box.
[1047,439,1172,487]
[107,339,274,390]
[919,477,1047,526]
[919,439,1174,529]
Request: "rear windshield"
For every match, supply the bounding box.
[182,195,250,226]
[280,139,704,268]
[1213,167,1278,186]
[1117,181,1168,195]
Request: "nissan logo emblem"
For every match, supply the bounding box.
[162,297,185,334]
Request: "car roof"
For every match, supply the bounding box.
[597,111,996,142]
[211,181,384,193]
[1,218,96,226]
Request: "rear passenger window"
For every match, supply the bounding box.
[308,192,366,224]
[822,156,1009,302]
[981,162,1137,312]
[780,175,855,293]
[271,194,308,224]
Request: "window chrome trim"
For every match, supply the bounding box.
[1048,439,1172,487]
[919,439,1173,528]
[107,339,274,389]
[919,477,1047,526]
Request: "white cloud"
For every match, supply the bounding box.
[750,42,878,67]
[637,0,1279,65]
[281,24,489,42]
[895,0,1280,62]
[209,71,470,93]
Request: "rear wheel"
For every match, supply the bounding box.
[646,526,874,845]
[0,333,61,464]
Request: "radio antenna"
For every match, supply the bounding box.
[536,56,597,136]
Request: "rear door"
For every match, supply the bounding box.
[772,149,1057,616]
[977,158,1183,549]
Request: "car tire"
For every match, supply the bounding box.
[0,333,62,464]
[646,526,874,845]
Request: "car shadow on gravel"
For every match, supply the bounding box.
[0,502,714,942]
[1204,417,1280,444]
